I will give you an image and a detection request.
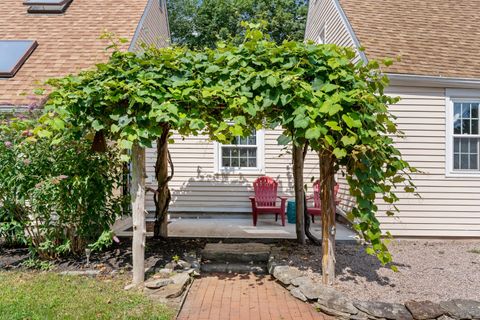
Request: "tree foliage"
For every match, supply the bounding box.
[37,25,416,267]
[167,0,308,48]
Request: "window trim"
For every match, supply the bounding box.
[445,88,480,177]
[214,130,265,174]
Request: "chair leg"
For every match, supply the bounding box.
[312,215,315,223]
[275,214,278,222]
[281,212,285,226]
[253,211,257,226]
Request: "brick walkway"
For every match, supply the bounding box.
[177,274,330,320]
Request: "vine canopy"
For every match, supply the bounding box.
[35,24,417,266]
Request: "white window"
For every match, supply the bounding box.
[214,130,264,174]
[317,24,326,44]
[446,89,480,177]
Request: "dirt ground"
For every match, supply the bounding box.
[283,239,480,303]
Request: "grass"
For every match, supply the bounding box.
[468,248,480,254]
[0,271,175,320]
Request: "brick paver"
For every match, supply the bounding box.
[177,274,330,320]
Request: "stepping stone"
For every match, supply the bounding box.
[201,243,271,263]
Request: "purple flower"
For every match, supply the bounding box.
[23,159,31,165]
[58,175,69,180]
[4,141,12,148]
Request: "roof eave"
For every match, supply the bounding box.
[387,73,480,89]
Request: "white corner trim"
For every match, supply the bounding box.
[129,0,155,52]
[213,130,265,175]
[445,88,480,178]
[331,0,368,63]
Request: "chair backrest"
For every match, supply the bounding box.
[312,180,340,208]
[253,176,278,206]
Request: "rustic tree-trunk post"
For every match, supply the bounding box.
[319,150,336,285]
[153,125,172,239]
[292,143,306,244]
[131,142,146,285]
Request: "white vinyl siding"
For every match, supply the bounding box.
[145,128,320,213]
[305,0,363,62]
[338,85,480,237]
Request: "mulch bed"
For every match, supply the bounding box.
[0,238,208,273]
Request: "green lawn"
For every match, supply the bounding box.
[0,271,175,320]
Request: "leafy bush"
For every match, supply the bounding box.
[0,111,126,258]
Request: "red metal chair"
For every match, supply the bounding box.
[307,180,341,223]
[249,176,287,226]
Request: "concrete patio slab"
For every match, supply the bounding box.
[114,215,357,241]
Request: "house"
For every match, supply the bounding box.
[0,0,170,107]
[305,0,480,237]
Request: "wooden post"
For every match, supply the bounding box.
[131,142,146,285]
[319,150,336,285]
[292,144,306,244]
[154,126,172,239]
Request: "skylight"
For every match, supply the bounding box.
[23,0,73,14]
[0,40,38,78]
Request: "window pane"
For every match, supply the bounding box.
[471,139,478,153]
[454,103,462,118]
[231,157,239,167]
[248,158,257,167]
[240,149,248,157]
[222,157,230,167]
[240,157,247,167]
[222,148,230,157]
[462,119,470,134]
[472,104,479,118]
[454,119,462,134]
[470,155,478,170]
[454,138,460,152]
[454,153,460,169]
[462,103,471,118]
[461,138,469,153]
[472,120,479,135]
[461,154,469,169]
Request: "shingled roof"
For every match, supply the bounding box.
[338,0,480,79]
[0,0,150,106]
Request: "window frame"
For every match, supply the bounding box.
[445,88,480,177]
[23,0,73,14]
[214,129,265,174]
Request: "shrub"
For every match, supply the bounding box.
[0,112,126,258]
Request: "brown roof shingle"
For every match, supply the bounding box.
[338,0,480,79]
[0,0,149,106]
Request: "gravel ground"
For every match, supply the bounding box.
[283,240,480,303]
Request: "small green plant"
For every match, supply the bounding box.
[468,248,480,254]
[21,258,54,271]
[172,255,180,263]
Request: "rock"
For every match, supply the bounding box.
[290,276,313,287]
[355,301,413,320]
[156,268,173,276]
[290,287,307,302]
[144,278,174,289]
[177,260,191,269]
[296,282,357,315]
[405,300,445,320]
[145,272,191,299]
[165,262,177,270]
[440,299,480,319]
[314,303,351,320]
[272,266,303,285]
[349,310,371,320]
[436,315,455,320]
